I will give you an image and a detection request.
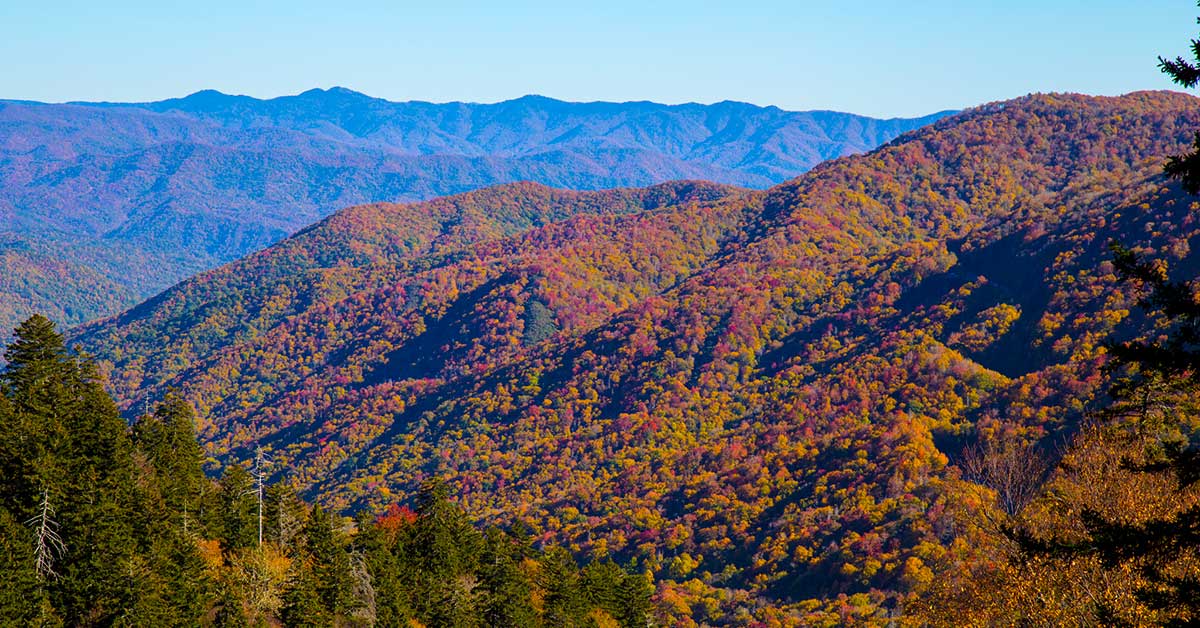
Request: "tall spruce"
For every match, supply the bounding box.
[218,465,259,553]
[302,505,355,617]
[132,392,206,527]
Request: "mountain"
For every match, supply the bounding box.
[72,91,1200,622]
[0,89,951,335]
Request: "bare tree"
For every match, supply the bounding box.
[278,501,303,550]
[250,446,271,547]
[961,437,1051,518]
[350,551,377,627]
[26,488,65,580]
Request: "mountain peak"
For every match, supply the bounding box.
[506,94,566,106]
[184,88,229,98]
[297,86,371,100]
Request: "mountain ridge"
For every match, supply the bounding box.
[72,90,1200,621]
[0,89,952,335]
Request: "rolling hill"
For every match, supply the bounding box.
[72,91,1200,622]
[0,89,950,335]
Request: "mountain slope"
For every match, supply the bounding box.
[0,90,950,335]
[73,91,1200,622]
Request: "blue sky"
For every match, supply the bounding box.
[1,1,1195,117]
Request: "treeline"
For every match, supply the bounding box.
[0,315,653,627]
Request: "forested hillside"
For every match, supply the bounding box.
[72,90,1200,622]
[0,89,949,335]
[0,317,655,626]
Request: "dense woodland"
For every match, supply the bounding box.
[0,316,653,626]
[63,90,1200,623]
[8,14,1200,625]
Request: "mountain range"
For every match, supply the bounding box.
[0,89,951,335]
[72,90,1200,622]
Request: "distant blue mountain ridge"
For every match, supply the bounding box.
[0,87,953,332]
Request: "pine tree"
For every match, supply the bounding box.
[0,509,60,626]
[1160,2,1200,194]
[265,482,307,553]
[353,508,415,626]
[218,465,259,553]
[541,547,586,626]
[132,391,206,526]
[0,315,72,521]
[214,583,251,628]
[479,527,538,628]
[1,316,147,624]
[302,505,355,617]
[615,570,655,628]
[410,479,483,623]
[281,558,333,627]
[129,393,212,621]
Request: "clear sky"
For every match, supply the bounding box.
[1,0,1196,117]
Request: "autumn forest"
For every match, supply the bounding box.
[5,7,1200,628]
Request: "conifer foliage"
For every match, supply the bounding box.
[0,315,208,624]
[0,315,653,626]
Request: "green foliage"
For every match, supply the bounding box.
[0,316,208,625]
[299,506,355,616]
[218,465,258,553]
[345,481,651,628]
[522,298,559,346]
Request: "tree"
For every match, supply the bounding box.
[354,507,415,626]
[0,510,59,626]
[281,561,329,628]
[615,570,655,628]
[1,316,147,623]
[479,527,538,628]
[218,465,259,553]
[410,479,483,623]
[982,9,1200,622]
[540,547,586,626]
[265,482,307,553]
[132,391,206,530]
[27,488,65,581]
[1160,4,1200,194]
[959,436,1050,519]
[301,505,355,617]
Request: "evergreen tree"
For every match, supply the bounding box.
[479,527,539,628]
[305,506,355,614]
[615,570,656,628]
[541,547,586,627]
[213,583,250,628]
[281,560,332,628]
[0,315,73,521]
[2,316,148,624]
[219,465,259,553]
[410,479,483,623]
[264,482,307,553]
[1160,3,1200,194]
[353,508,414,626]
[580,559,623,612]
[0,509,60,626]
[132,391,206,526]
